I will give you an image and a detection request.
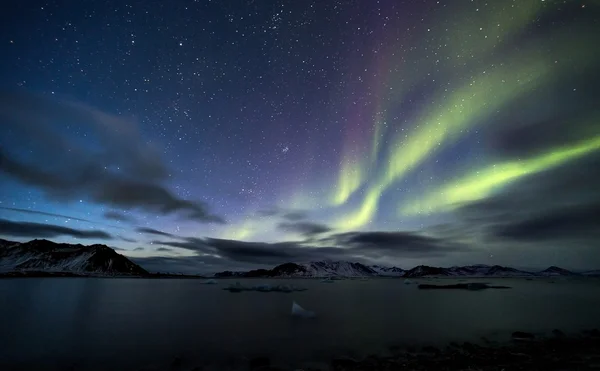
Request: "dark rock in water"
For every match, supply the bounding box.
[512,331,535,340]
[466,282,488,290]
[480,336,495,345]
[249,356,270,370]
[584,328,600,337]
[331,356,359,370]
[422,345,440,354]
[169,356,182,370]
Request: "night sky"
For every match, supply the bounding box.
[1,0,599,273]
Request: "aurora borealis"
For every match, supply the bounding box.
[1,0,599,273]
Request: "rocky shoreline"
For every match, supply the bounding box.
[138,329,600,371]
[248,330,600,371]
[321,329,600,371]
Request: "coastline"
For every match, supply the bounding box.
[133,329,600,370]
[321,329,600,371]
[238,329,600,371]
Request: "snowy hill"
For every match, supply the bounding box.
[0,239,148,275]
[539,266,576,276]
[216,262,562,278]
[238,261,379,278]
[370,265,405,277]
[403,265,452,278]
[582,270,600,276]
[404,264,536,278]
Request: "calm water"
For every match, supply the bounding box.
[1,278,600,370]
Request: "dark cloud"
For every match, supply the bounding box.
[152,237,208,251]
[104,211,134,223]
[442,153,600,269]
[133,247,145,251]
[136,227,174,238]
[131,255,264,274]
[149,227,464,269]
[0,92,224,224]
[255,208,280,217]
[281,211,307,221]
[204,238,307,263]
[155,247,172,252]
[153,236,343,265]
[0,206,93,223]
[255,207,306,221]
[0,218,112,240]
[455,154,600,231]
[277,221,331,236]
[118,236,138,243]
[338,231,452,251]
[492,203,600,241]
[328,231,468,259]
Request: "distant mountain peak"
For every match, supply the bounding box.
[539,266,574,276]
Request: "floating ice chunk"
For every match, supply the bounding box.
[466,283,488,290]
[320,277,335,283]
[291,301,316,318]
[203,279,218,284]
[253,284,273,292]
[223,282,307,293]
[223,281,244,292]
[404,279,413,284]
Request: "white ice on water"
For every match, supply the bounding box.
[291,301,316,318]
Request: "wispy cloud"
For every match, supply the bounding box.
[0,218,112,240]
[0,92,225,224]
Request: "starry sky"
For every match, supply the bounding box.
[1,0,599,273]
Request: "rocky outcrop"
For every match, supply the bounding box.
[0,239,147,275]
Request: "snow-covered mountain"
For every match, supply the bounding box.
[539,266,576,276]
[1,239,591,279]
[214,262,583,278]
[582,270,600,276]
[403,264,537,277]
[303,261,376,277]
[370,265,405,277]
[0,239,148,275]
[236,261,379,278]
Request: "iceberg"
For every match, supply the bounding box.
[202,279,218,284]
[320,277,335,283]
[222,282,307,293]
[291,301,316,318]
[253,284,273,292]
[224,281,244,292]
[466,282,488,290]
[404,279,413,284]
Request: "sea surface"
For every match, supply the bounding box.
[1,277,600,370]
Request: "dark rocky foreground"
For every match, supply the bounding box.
[322,330,600,371]
[135,330,600,371]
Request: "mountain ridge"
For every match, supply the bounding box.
[0,239,148,276]
[213,262,587,278]
[1,239,597,278]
